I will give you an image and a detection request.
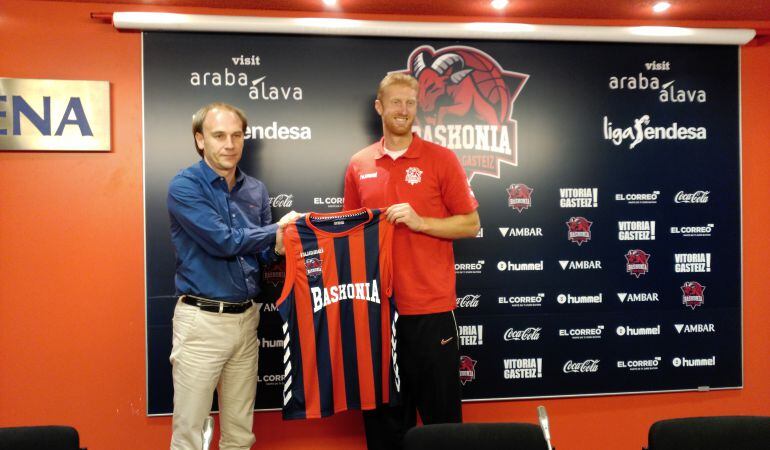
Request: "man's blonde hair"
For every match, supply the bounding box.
[376,73,418,101]
[191,102,248,157]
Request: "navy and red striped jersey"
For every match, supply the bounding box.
[276,208,399,419]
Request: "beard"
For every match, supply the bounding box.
[383,115,414,137]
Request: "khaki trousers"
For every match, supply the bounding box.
[170,300,260,450]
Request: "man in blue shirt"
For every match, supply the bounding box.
[167,102,298,450]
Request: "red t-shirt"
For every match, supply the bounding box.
[343,134,478,315]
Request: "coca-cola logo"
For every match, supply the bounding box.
[563,359,600,373]
[270,194,294,208]
[674,190,709,204]
[503,327,541,341]
[456,294,481,308]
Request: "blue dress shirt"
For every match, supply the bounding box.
[167,160,279,302]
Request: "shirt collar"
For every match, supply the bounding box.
[375,133,422,159]
[198,160,245,187]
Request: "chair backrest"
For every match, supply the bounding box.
[0,425,83,450]
[404,422,548,450]
[646,416,770,450]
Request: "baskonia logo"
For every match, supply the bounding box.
[401,45,529,181]
[262,260,286,287]
[566,217,593,246]
[625,249,651,278]
[681,281,706,309]
[304,257,322,280]
[507,183,533,212]
[459,356,477,385]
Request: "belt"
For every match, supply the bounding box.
[181,295,255,314]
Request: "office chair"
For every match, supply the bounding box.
[0,425,85,450]
[645,415,770,450]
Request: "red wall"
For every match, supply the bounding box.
[1,1,768,448]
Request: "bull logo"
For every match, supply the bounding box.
[459,355,477,385]
[625,249,650,278]
[507,183,533,213]
[566,217,593,246]
[400,45,529,181]
[681,281,706,309]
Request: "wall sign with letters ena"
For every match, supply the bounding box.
[0,78,110,151]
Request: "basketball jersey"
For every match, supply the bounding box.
[277,208,399,419]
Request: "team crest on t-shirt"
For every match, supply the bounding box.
[405,167,423,185]
[305,257,322,280]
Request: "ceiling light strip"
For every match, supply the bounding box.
[111,13,756,45]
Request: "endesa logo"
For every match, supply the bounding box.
[603,114,707,150]
[245,122,311,140]
[403,45,529,181]
[563,359,600,374]
[560,188,598,208]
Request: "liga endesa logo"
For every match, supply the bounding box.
[399,45,529,181]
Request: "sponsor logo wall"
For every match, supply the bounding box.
[143,32,741,414]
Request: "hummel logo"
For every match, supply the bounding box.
[440,337,454,346]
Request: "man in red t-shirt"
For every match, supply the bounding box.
[343,73,480,450]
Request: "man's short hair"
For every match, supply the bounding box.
[376,73,418,101]
[191,102,248,157]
